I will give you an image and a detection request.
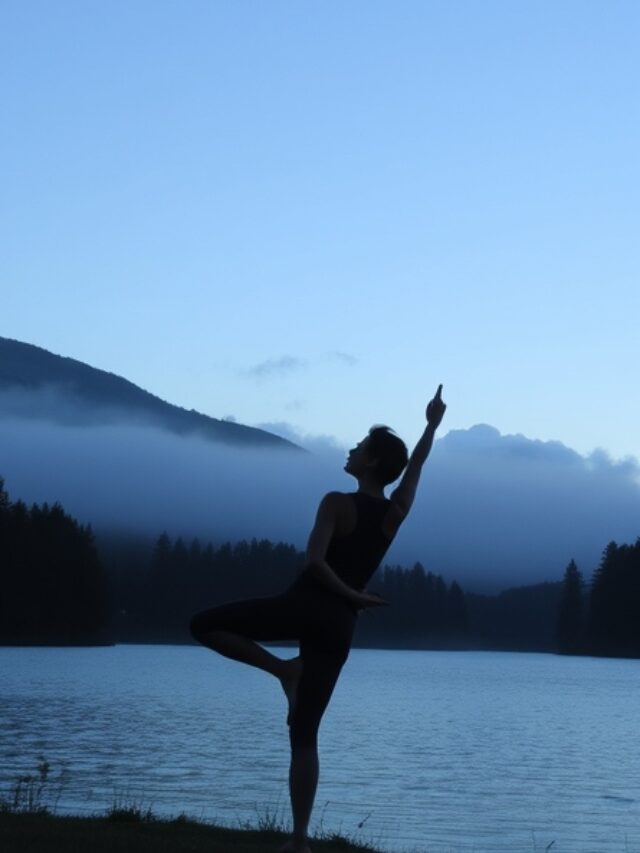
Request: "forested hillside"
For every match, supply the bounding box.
[1,478,638,655]
[0,336,298,449]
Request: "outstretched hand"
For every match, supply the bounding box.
[426,384,446,429]
[354,590,389,610]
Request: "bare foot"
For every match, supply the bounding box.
[278,838,312,853]
[279,656,303,726]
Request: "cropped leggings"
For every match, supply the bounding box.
[190,579,357,750]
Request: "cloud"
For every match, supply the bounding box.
[0,415,341,556]
[403,424,640,590]
[255,421,345,454]
[323,351,359,367]
[0,384,144,427]
[239,352,357,383]
[242,356,307,381]
[1,402,639,594]
[236,352,357,389]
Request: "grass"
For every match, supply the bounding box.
[0,760,388,853]
[0,761,569,853]
[0,811,386,853]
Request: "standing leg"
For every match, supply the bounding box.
[282,649,349,853]
[280,746,317,853]
[191,592,352,853]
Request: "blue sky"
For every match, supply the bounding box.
[3,1,639,461]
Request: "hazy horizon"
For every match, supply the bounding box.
[1,389,638,594]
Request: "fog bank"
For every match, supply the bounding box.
[1,416,639,592]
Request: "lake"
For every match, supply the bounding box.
[1,645,639,852]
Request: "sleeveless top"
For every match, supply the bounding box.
[297,492,394,593]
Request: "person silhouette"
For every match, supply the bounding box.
[190,385,447,853]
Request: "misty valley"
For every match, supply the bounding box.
[1,479,639,658]
[1,335,640,657]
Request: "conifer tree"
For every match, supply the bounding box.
[447,581,470,636]
[557,559,584,654]
[587,541,618,655]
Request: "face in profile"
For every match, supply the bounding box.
[344,436,374,478]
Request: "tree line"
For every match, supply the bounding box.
[557,540,640,658]
[1,477,638,656]
[112,532,470,646]
[0,478,469,647]
[0,478,107,644]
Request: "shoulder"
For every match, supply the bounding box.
[318,491,352,514]
[317,491,356,533]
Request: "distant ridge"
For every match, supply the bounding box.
[0,336,301,451]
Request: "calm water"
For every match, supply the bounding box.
[1,645,639,853]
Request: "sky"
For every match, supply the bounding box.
[2,1,640,460]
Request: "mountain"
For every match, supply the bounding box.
[0,336,300,451]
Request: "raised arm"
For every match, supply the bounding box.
[389,384,446,519]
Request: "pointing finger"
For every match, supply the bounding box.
[435,384,443,399]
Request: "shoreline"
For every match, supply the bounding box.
[0,811,388,853]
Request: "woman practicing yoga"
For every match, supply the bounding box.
[190,385,447,853]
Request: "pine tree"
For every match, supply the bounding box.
[556,559,584,654]
[447,581,470,636]
[587,541,618,655]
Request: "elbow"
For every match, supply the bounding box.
[395,497,411,517]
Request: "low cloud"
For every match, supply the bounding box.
[407,424,640,591]
[1,406,639,593]
[0,385,151,427]
[255,421,345,454]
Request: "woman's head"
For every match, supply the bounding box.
[345,426,408,486]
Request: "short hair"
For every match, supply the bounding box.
[367,426,408,486]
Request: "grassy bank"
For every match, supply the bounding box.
[0,811,387,853]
